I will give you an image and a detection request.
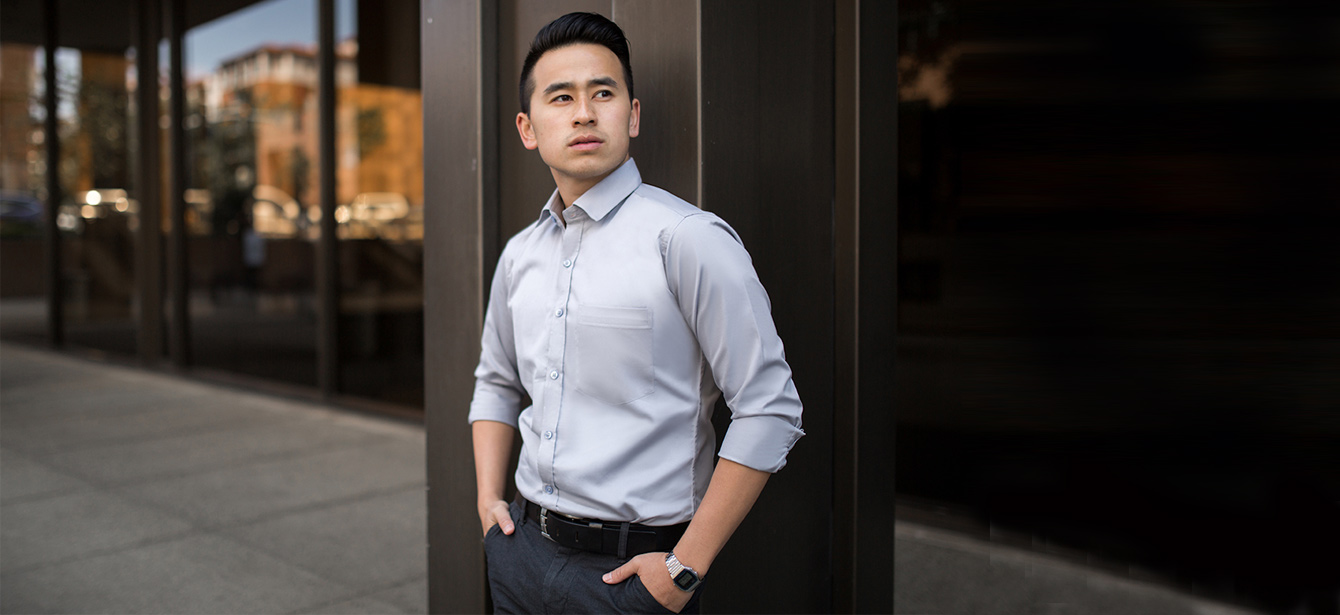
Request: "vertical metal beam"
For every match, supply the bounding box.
[43,0,63,348]
[833,0,860,611]
[423,0,495,612]
[855,1,898,611]
[317,0,340,397]
[135,0,164,364]
[166,0,190,366]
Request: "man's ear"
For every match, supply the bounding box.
[516,112,538,150]
[628,98,640,139]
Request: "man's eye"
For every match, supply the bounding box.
[552,94,572,103]
[595,90,613,99]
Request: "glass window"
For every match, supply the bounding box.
[0,42,49,345]
[184,0,319,386]
[57,45,140,357]
[335,0,424,409]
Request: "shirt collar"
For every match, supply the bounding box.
[535,158,642,227]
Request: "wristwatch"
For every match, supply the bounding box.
[664,552,702,592]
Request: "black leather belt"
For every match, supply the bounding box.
[520,497,687,559]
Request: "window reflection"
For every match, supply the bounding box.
[184,0,319,386]
[335,0,424,408]
[0,43,48,344]
[58,46,139,356]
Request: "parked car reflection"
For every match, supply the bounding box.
[0,192,43,238]
[335,192,421,241]
[56,189,137,234]
[181,186,421,241]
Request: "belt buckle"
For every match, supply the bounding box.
[539,507,551,541]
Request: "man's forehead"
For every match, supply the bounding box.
[532,44,624,88]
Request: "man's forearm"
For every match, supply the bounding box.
[473,420,516,520]
[671,458,770,576]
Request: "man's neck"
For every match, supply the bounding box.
[552,156,628,209]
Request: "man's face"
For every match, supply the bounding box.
[517,43,640,195]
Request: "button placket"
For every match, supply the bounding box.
[536,212,583,506]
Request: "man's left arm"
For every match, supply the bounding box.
[604,213,805,612]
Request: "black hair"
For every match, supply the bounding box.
[519,12,634,114]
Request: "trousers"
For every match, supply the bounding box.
[484,500,702,614]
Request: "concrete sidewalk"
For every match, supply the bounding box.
[1,342,1271,615]
[0,343,427,614]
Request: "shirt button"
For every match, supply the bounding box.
[549,370,559,380]
[544,430,554,440]
[562,259,572,268]
[555,308,564,317]
[544,485,554,494]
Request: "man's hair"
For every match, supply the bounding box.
[519,12,634,114]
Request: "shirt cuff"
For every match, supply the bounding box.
[717,414,805,473]
[467,387,521,427]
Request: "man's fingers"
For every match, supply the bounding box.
[480,500,514,536]
[488,501,515,535]
[602,561,635,585]
[492,502,515,535]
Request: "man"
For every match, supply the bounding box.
[469,12,804,614]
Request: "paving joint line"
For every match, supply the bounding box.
[284,575,427,615]
[33,432,407,492]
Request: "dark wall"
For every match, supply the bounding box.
[896,1,1340,612]
[701,2,835,612]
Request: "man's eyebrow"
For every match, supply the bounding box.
[542,81,574,97]
[541,76,619,97]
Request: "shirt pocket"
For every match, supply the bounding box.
[574,305,655,405]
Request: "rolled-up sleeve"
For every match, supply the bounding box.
[664,214,805,472]
[468,251,524,427]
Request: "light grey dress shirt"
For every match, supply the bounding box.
[468,158,804,526]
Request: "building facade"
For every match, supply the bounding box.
[2,0,1336,613]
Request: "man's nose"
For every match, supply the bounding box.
[573,99,595,125]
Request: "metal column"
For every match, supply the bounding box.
[135,0,164,364]
[165,0,190,366]
[422,1,497,612]
[317,0,340,397]
[43,0,62,348]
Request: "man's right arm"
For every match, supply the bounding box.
[473,419,517,536]
[469,248,524,536]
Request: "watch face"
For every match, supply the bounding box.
[673,569,698,590]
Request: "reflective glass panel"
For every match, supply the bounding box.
[184,0,319,386]
[0,42,48,345]
[57,45,140,356]
[335,0,424,408]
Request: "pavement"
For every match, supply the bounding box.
[0,341,1269,615]
[0,343,427,614]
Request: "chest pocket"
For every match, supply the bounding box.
[573,305,655,405]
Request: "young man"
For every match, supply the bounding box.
[469,12,804,614]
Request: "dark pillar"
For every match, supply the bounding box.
[317,0,340,397]
[833,0,861,611]
[166,0,190,366]
[836,2,899,611]
[43,0,62,348]
[135,0,164,364]
[700,2,835,612]
[423,1,497,612]
[854,2,898,611]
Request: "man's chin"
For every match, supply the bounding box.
[550,158,624,181]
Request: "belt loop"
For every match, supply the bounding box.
[617,522,630,560]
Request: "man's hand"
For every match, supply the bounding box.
[479,499,514,537]
[603,552,693,613]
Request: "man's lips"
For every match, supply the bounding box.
[569,135,604,151]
